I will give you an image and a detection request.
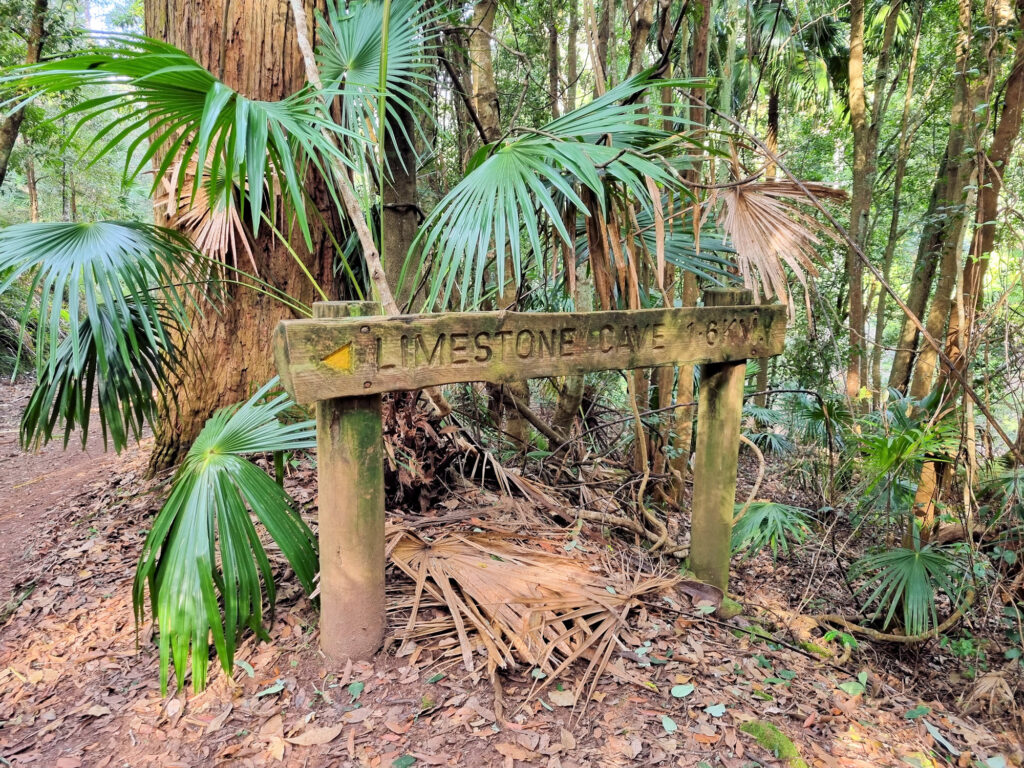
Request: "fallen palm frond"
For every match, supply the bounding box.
[388,528,695,710]
[719,174,847,306]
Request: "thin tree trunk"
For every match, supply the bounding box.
[469,0,529,446]
[669,0,711,501]
[889,0,973,393]
[146,0,339,471]
[873,6,922,407]
[626,0,654,78]
[0,0,47,191]
[845,0,870,401]
[24,157,38,222]
[548,4,561,118]
[566,0,578,111]
[945,1,1024,378]
[382,106,420,310]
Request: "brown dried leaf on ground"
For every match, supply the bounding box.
[388,528,678,708]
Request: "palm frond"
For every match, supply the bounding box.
[2,33,357,249]
[389,529,677,707]
[849,545,967,637]
[0,221,200,383]
[20,298,171,452]
[719,178,846,305]
[316,0,439,146]
[412,72,706,310]
[731,501,812,559]
[133,379,318,693]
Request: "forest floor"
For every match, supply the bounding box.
[0,378,1022,768]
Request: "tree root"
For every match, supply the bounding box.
[814,590,975,644]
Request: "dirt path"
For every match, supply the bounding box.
[0,380,126,597]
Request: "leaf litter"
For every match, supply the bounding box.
[0,380,1020,767]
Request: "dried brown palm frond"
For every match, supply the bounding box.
[156,160,255,272]
[387,528,682,711]
[719,172,846,307]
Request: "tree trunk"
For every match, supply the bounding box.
[888,0,973,393]
[468,0,529,447]
[873,7,923,408]
[0,0,48,191]
[625,0,654,78]
[146,0,339,471]
[669,0,711,501]
[548,5,560,118]
[382,105,420,310]
[944,2,1024,380]
[566,0,578,111]
[24,157,38,222]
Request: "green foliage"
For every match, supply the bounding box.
[3,33,355,249]
[0,221,198,380]
[133,379,318,693]
[731,501,813,559]
[411,71,708,309]
[316,0,438,136]
[849,545,967,637]
[20,298,170,452]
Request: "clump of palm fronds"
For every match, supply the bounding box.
[388,528,688,708]
[718,157,847,306]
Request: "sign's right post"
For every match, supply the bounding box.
[689,288,754,593]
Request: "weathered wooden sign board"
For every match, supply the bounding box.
[273,290,786,662]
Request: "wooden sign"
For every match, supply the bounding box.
[274,305,786,404]
[273,290,787,665]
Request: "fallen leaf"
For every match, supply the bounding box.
[85,705,110,717]
[548,689,576,707]
[495,742,539,760]
[662,715,678,734]
[206,704,233,734]
[286,723,345,746]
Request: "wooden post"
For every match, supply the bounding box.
[689,288,752,593]
[314,300,385,662]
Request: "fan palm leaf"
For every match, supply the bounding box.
[20,297,172,452]
[411,71,706,310]
[731,501,811,559]
[133,378,318,693]
[849,545,967,637]
[2,33,359,250]
[315,0,438,149]
[0,221,200,384]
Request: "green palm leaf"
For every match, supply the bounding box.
[316,0,438,143]
[20,297,172,452]
[412,71,707,310]
[0,221,199,385]
[2,33,358,249]
[849,545,967,637]
[731,501,812,559]
[133,378,318,693]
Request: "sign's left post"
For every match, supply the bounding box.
[312,300,385,661]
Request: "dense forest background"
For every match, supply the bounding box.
[2,0,1024,761]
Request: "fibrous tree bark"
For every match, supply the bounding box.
[145,0,339,471]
